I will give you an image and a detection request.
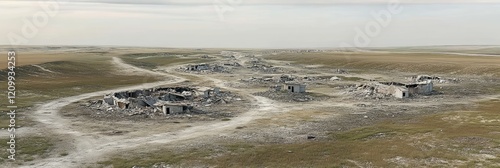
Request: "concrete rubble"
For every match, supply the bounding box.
[181,63,234,73]
[345,79,434,99]
[247,60,283,73]
[330,76,341,81]
[254,83,328,102]
[255,49,325,55]
[406,75,461,84]
[335,69,349,74]
[84,86,241,118]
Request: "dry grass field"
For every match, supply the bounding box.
[99,99,500,168]
[0,48,177,129]
[371,46,500,55]
[120,53,210,70]
[0,53,77,69]
[2,46,499,167]
[265,52,500,77]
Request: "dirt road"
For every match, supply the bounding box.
[23,57,284,168]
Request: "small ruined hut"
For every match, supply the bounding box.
[379,80,433,98]
[285,83,306,93]
[154,102,191,115]
[187,64,209,71]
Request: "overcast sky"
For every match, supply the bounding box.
[1,0,500,48]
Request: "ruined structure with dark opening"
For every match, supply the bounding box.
[374,80,433,98]
[102,87,196,115]
[83,86,243,119]
[286,83,306,93]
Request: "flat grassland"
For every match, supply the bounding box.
[100,99,500,168]
[265,52,500,77]
[2,47,499,167]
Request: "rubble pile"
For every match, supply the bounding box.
[255,49,325,55]
[278,74,296,83]
[343,83,394,99]
[221,51,251,57]
[240,74,298,85]
[199,89,241,106]
[302,76,342,82]
[180,63,238,73]
[240,76,276,84]
[241,75,344,86]
[245,58,283,73]
[200,55,214,59]
[407,75,460,84]
[82,86,243,119]
[248,63,283,73]
[335,69,349,74]
[344,79,436,99]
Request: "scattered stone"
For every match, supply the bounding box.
[330,76,341,81]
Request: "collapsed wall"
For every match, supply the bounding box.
[84,86,242,118]
[347,80,434,99]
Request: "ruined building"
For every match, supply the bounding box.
[286,83,307,93]
[102,87,196,115]
[379,80,433,98]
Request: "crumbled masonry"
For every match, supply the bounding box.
[84,86,241,118]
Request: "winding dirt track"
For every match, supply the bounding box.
[24,57,281,168]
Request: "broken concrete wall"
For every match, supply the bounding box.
[128,98,147,109]
[375,85,391,95]
[163,105,184,115]
[375,84,408,98]
[269,85,283,92]
[286,84,306,93]
[186,64,210,71]
[103,95,115,105]
[167,93,186,101]
[128,90,144,98]
[394,87,409,98]
[114,92,128,99]
[406,81,433,95]
[204,90,210,98]
[418,82,433,94]
[197,64,209,71]
[117,101,129,109]
[143,96,157,107]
